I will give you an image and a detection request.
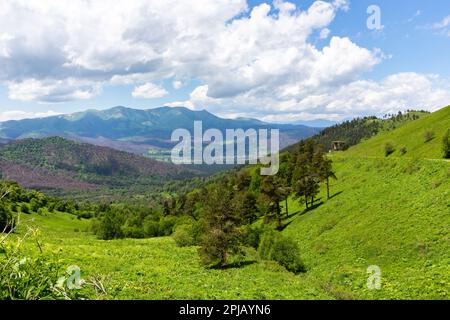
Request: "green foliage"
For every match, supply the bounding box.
[291,140,331,209]
[345,106,450,159]
[384,142,396,157]
[240,225,265,249]
[442,129,450,159]
[283,156,450,299]
[287,110,428,153]
[260,175,285,228]
[172,224,196,247]
[2,153,448,299]
[20,203,30,214]
[0,227,84,300]
[92,210,125,240]
[423,130,435,143]
[0,253,61,300]
[143,219,161,237]
[198,184,244,268]
[258,231,305,274]
[399,146,407,156]
[0,202,14,232]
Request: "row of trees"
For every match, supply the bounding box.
[0,180,103,232]
[258,140,335,230]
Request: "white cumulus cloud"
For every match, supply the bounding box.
[0,110,63,122]
[132,83,168,99]
[0,0,448,121]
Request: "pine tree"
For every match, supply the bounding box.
[291,140,320,210]
[198,183,243,268]
[260,175,285,229]
[278,153,293,217]
[443,129,450,159]
[314,146,336,199]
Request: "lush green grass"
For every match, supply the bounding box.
[14,212,329,300]
[5,106,449,300]
[345,105,450,159]
[12,154,449,300]
[281,156,449,299]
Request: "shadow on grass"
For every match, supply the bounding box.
[285,210,301,219]
[278,220,293,231]
[328,191,343,200]
[220,260,257,270]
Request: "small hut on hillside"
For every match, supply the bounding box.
[332,141,346,151]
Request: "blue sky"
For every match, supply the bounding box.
[0,0,449,122]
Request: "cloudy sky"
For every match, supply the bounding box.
[0,0,449,123]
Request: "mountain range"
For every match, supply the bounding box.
[0,106,320,158]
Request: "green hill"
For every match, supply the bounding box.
[0,137,198,196]
[9,155,449,299]
[281,156,449,299]
[344,106,450,159]
[285,110,430,153]
[2,107,449,300]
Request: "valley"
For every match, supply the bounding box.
[1,106,448,300]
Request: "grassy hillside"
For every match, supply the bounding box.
[14,212,329,299]
[286,110,429,153]
[2,107,449,300]
[10,155,448,300]
[345,106,450,159]
[282,156,449,299]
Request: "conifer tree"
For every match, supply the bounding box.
[198,183,243,268]
[443,129,450,159]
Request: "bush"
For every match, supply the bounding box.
[143,220,160,237]
[258,231,305,274]
[424,130,435,143]
[92,211,125,240]
[240,225,265,249]
[0,254,62,300]
[399,146,407,156]
[122,225,145,239]
[384,142,395,157]
[0,223,84,300]
[20,203,30,214]
[0,202,14,232]
[159,216,177,236]
[172,224,196,247]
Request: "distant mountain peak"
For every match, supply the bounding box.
[0,105,320,152]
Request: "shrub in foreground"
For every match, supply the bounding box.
[258,231,305,274]
[384,142,395,157]
[0,229,83,300]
